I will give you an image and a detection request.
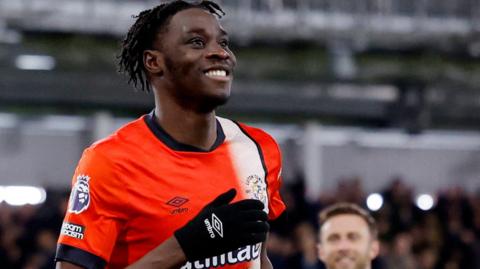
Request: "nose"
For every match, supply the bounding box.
[206,44,230,60]
[335,239,354,252]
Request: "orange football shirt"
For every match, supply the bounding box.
[56,112,285,269]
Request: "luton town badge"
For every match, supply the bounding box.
[245,174,267,204]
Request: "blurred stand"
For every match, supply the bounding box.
[0,190,68,269]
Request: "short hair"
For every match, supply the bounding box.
[318,202,378,240]
[118,0,225,92]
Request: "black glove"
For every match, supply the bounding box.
[174,188,269,261]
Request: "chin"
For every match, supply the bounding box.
[197,92,230,113]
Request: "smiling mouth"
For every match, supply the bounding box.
[203,67,232,82]
[205,69,228,77]
[335,256,355,264]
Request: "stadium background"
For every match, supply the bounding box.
[0,0,479,268]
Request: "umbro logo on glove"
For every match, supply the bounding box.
[174,188,269,261]
[204,213,223,238]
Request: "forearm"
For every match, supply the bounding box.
[260,240,273,269]
[126,236,187,269]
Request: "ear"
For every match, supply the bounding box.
[317,243,326,262]
[143,49,165,76]
[369,240,380,259]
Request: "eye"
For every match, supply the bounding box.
[348,233,360,241]
[189,37,205,48]
[219,39,229,48]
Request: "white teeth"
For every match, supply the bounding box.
[205,70,227,77]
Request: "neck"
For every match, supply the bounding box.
[154,101,217,151]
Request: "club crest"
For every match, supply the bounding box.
[245,175,267,204]
[68,174,91,214]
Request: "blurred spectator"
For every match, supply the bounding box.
[414,243,439,269]
[382,177,420,234]
[0,190,67,269]
[266,232,295,269]
[317,202,380,269]
[384,232,416,269]
[289,222,324,269]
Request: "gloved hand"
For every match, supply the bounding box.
[174,188,269,261]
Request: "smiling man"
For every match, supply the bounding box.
[54,1,285,269]
[317,203,380,269]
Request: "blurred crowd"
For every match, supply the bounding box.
[268,176,480,269]
[0,191,67,269]
[0,176,479,269]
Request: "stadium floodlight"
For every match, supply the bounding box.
[0,113,18,128]
[0,186,47,206]
[15,55,56,71]
[366,193,383,211]
[416,194,434,211]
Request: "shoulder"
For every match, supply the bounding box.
[217,117,281,158]
[86,115,148,158]
[237,122,278,147]
[73,119,148,200]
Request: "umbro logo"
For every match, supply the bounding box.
[212,214,223,237]
[204,213,223,238]
[167,196,189,215]
[167,196,189,207]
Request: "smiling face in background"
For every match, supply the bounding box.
[154,7,236,113]
[318,214,379,269]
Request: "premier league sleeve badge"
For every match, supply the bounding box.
[68,174,91,214]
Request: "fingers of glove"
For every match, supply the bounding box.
[206,188,237,208]
[224,199,264,212]
[233,210,268,222]
[238,221,270,233]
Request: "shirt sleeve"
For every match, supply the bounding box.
[56,147,129,269]
[265,139,286,220]
[238,123,286,221]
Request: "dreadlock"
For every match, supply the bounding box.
[118,0,225,92]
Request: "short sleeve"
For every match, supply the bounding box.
[265,140,286,220]
[237,123,286,221]
[56,147,129,269]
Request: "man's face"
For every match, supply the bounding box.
[156,8,236,112]
[318,214,379,269]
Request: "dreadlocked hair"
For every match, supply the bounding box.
[118,0,225,92]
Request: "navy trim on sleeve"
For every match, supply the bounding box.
[55,244,106,269]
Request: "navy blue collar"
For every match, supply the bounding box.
[144,111,225,152]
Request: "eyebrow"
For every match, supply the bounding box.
[326,231,362,238]
[186,27,228,37]
[327,234,340,240]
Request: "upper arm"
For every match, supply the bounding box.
[55,148,128,268]
[257,130,286,220]
[236,124,286,220]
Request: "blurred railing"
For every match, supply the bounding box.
[0,0,479,43]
